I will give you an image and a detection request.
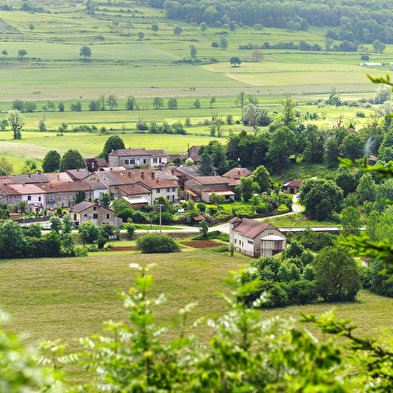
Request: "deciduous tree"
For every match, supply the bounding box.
[80,45,91,60]
[252,165,271,193]
[102,135,125,161]
[60,149,86,171]
[314,246,361,301]
[42,150,61,173]
[173,25,183,39]
[7,109,25,140]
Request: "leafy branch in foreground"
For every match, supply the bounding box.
[340,157,393,270]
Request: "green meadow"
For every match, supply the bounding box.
[1,249,392,384]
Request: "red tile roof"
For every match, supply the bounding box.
[190,176,229,185]
[118,184,151,195]
[223,167,253,179]
[230,217,272,239]
[36,181,93,193]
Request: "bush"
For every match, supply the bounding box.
[246,280,289,308]
[211,41,219,47]
[284,280,318,305]
[118,208,134,222]
[196,202,206,212]
[120,223,133,240]
[136,234,181,253]
[78,221,99,243]
[99,223,118,239]
[356,111,366,118]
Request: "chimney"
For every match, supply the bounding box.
[57,175,60,180]
[37,170,41,175]
[156,179,159,184]
[50,183,52,189]
[110,167,113,171]
[132,185,134,189]
[238,170,240,175]
[171,169,174,175]
[128,171,131,178]
[141,172,144,179]
[151,172,155,180]
[22,183,25,186]
[27,174,31,180]
[77,168,79,172]
[111,149,114,154]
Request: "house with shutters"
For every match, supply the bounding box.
[69,201,122,228]
[35,181,94,210]
[108,148,168,169]
[229,217,286,258]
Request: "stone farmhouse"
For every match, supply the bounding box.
[108,148,168,169]
[69,201,122,228]
[229,217,286,258]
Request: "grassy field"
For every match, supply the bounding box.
[1,248,393,384]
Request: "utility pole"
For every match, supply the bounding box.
[157,204,164,235]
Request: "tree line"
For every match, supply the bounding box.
[159,0,393,44]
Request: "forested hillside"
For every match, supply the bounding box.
[155,0,393,44]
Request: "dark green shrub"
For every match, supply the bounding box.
[136,234,181,253]
[246,280,289,308]
[284,280,318,305]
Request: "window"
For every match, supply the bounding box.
[248,240,253,245]
[153,158,158,164]
[84,213,88,217]
[172,188,176,192]
[93,213,98,219]
[166,188,170,192]
[143,159,146,164]
[156,189,160,193]
[106,214,110,219]
[38,196,41,201]
[125,160,129,165]
[159,158,162,163]
[27,195,31,201]
[235,239,237,244]
[73,214,77,220]
[93,206,97,210]
[49,194,54,202]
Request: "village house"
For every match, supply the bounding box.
[229,217,286,258]
[83,169,178,202]
[183,176,235,203]
[108,148,168,169]
[69,201,122,228]
[43,172,74,183]
[0,183,44,212]
[282,180,303,194]
[117,184,152,209]
[35,181,94,210]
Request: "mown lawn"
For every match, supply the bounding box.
[0,249,392,384]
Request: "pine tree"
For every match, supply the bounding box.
[197,149,214,176]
